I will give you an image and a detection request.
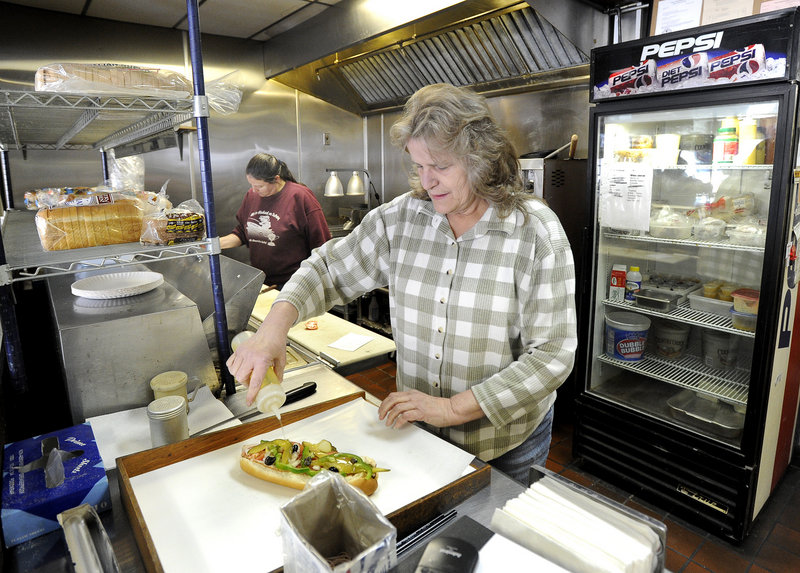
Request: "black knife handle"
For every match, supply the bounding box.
[284,381,317,405]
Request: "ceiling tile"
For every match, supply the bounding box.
[4,0,85,14]
[86,0,188,29]
[176,0,324,40]
[251,2,330,42]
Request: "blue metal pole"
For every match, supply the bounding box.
[186,0,234,395]
[1,149,13,210]
[100,149,109,183]
[0,148,26,392]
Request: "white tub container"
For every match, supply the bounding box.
[701,330,739,370]
[605,312,651,361]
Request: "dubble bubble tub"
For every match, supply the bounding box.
[605,312,651,361]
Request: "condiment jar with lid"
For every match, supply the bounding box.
[147,395,189,448]
[713,127,738,163]
[150,370,189,411]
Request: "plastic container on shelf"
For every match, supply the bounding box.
[702,280,724,298]
[727,224,766,247]
[693,217,726,241]
[649,207,692,239]
[649,220,693,239]
[651,320,691,360]
[718,283,738,302]
[731,288,759,314]
[688,292,733,316]
[605,312,651,362]
[678,133,714,164]
[702,330,739,369]
[730,308,758,332]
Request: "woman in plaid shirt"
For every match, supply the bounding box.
[228,83,578,483]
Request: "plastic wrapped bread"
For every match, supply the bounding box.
[34,64,243,114]
[34,63,191,98]
[35,194,145,251]
[140,199,206,246]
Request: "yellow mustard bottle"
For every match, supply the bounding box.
[231,331,286,416]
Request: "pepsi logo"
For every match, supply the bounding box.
[738,60,761,75]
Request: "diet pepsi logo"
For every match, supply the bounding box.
[682,54,704,67]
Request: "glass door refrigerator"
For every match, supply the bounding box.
[575,8,800,542]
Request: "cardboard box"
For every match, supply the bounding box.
[2,423,110,547]
[610,264,627,302]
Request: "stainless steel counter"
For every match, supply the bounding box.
[47,269,218,423]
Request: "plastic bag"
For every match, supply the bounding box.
[279,471,396,573]
[35,192,149,251]
[109,153,145,192]
[140,198,206,246]
[206,70,243,115]
[35,63,243,114]
[35,63,191,99]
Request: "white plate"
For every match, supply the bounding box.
[71,271,164,299]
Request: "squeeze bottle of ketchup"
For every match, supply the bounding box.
[231,331,287,416]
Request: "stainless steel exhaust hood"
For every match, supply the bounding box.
[266,1,593,115]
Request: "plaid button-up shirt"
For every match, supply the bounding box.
[277,192,577,460]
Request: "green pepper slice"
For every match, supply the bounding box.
[275,461,317,475]
[246,440,271,455]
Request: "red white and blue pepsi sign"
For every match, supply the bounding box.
[591,8,799,102]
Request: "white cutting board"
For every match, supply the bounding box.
[251,290,396,367]
[129,399,476,573]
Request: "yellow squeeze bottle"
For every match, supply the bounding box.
[231,331,287,418]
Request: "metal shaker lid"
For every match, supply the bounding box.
[147,395,187,419]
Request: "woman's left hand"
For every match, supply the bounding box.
[378,388,484,429]
[378,389,453,428]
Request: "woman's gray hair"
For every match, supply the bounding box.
[389,83,528,218]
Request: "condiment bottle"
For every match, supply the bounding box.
[231,331,286,416]
[625,266,642,302]
[713,127,738,163]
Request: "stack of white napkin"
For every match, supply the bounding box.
[491,476,661,573]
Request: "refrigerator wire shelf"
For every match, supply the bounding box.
[603,299,755,338]
[602,231,765,254]
[597,353,749,405]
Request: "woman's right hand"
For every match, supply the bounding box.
[226,301,298,405]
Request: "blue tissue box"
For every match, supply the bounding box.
[2,422,110,547]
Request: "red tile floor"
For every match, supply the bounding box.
[346,360,800,573]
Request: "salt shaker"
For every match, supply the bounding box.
[147,395,189,448]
